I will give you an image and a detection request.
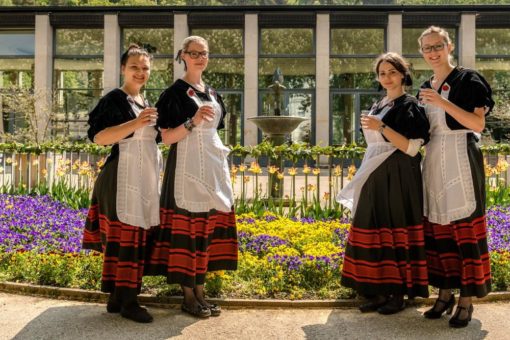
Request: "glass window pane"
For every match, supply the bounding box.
[191,29,243,55]
[123,28,173,55]
[331,29,384,55]
[330,58,377,89]
[476,58,510,101]
[331,93,355,145]
[261,28,314,55]
[145,58,173,91]
[203,58,244,90]
[217,92,243,146]
[53,58,103,140]
[55,29,104,56]
[476,29,510,55]
[0,59,34,89]
[259,57,316,89]
[0,31,35,56]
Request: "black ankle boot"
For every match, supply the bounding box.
[106,293,121,313]
[377,295,406,315]
[120,303,153,323]
[358,296,388,313]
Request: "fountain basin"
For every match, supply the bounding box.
[248,116,307,144]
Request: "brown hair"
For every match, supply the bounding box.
[374,52,413,87]
[175,36,209,71]
[120,43,152,66]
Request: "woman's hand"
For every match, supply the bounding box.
[361,115,384,131]
[419,88,447,108]
[134,107,158,128]
[192,104,215,125]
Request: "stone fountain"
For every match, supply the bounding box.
[248,68,307,145]
[248,68,307,198]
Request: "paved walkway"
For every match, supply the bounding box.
[1,292,509,340]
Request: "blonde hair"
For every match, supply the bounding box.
[175,36,209,70]
[418,26,453,49]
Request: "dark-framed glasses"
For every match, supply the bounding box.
[420,43,446,54]
[184,51,209,59]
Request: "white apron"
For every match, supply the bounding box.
[337,104,396,217]
[116,100,162,229]
[422,83,476,225]
[174,88,234,213]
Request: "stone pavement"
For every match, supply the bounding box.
[1,292,510,340]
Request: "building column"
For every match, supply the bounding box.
[315,13,330,146]
[459,12,476,69]
[387,13,402,54]
[173,13,189,82]
[244,13,258,146]
[34,14,53,143]
[103,14,121,94]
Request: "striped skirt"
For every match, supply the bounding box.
[145,144,238,288]
[424,140,491,298]
[82,157,150,300]
[341,151,429,298]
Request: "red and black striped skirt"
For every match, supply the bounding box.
[424,140,491,298]
[82,157,150,299]
[144,144,238,288]
[341,151,429,298]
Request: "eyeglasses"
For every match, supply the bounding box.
[420,43,446,54]
[184,51,209,59]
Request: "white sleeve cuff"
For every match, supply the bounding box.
[405,138,424,157]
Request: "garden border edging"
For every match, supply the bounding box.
[2,281,510,309]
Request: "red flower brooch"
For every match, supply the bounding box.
[442,84,450,92]
[187,88,195,98]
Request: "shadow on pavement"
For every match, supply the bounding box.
[302,305,489,340]
[12,304,198,340]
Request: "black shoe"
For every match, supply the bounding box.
[449,304,473,328]
[120,304,153,323]
[106,294,121,313]
[181,303,211,318]
[377,295,406,315]
[358,296,388,313]
[424,294,455,319]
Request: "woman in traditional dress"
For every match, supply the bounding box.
[337,52,430,315]
[418,26,494,328]
[82,44,160,323]
[145,36,238,318]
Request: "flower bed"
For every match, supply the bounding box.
[1,195,510,298]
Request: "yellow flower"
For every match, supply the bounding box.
[5,158,12,164]
[334,165,342,177]
[277,171,284,180]
[347,164,357,180]
[96,158,105,168]
[495,158,509,174]
[32,159,39,166]
[307,184,316,192]
[302,164,311,174]
[41,169,48,176]
[239,164,247,172]
[231,165,238,176]
[323,192,330,201]
[288,167,297,176]
[268,165,279,174]
[249,162,262,174]
[312,168,321,175]
[243,176,250,183]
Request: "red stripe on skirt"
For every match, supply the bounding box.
[424,216,491,288]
